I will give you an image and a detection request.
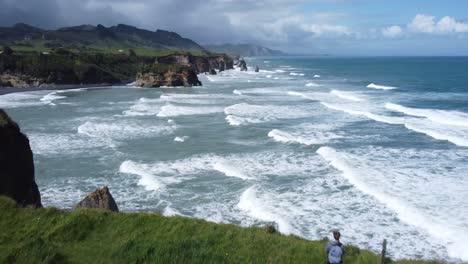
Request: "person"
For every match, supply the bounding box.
[326,230,345,264]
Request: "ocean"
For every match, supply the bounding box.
[1,56,467,262]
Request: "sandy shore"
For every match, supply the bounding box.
[0,83,126,96]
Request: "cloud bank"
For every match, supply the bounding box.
[1,0,468,55]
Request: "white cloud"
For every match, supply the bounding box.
[302,23,351,37]
[382,25,403,38]
[408,14,468,34]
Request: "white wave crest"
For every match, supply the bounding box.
[330,90,365,102]
[40,91,66,104]
[367,83,397,90]
[174,136,188,142]
[119,160,185,191]
[157,104,224,117]
[224,103,311,126]
[212,162,253,180]
[237,186,294,234]
[268,125,342,145]
[77,121,175,140]
[317,146,468,261]
[386,103,468,127]
[322,102,468,147]
[305,82,321,87]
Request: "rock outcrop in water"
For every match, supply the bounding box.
[238,59,248,71]
[136,66,202,88]
[75,186,119,212]
[0,109,42,208]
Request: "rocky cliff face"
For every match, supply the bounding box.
[75,186,119,212]
[156,54,234,74]
[136,67,202,88]
[0,109,42,208]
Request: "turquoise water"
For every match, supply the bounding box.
[1,57,468,262]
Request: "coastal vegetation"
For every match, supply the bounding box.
[0,46,231,88]
[0,197,441,264]
[0,23,209,56]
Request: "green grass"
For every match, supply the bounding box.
[0,197,443,264]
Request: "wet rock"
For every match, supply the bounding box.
[209,69,217,75]
[75,186,119,212]
[239,59,248,71]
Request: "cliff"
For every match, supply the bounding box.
[0,109,42,208]
[0,48,223,88]
[136,64,202,88]
[156,54,234,73]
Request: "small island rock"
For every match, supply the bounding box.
[75,186,119,212]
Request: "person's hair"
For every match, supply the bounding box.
[332,230,341,240]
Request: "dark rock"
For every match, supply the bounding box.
[75,186,119,212]
[0,109,42,208]
[2,46,14,55]
[239,59,248,71]
[209,69,217,75]
[255,65,259,72]
[219,61,225,72]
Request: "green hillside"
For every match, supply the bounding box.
[0,23,208,56]
[0,197,441,264]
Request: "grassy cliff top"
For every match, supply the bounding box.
[0,197,441,264]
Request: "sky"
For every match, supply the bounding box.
[1,0,468,55]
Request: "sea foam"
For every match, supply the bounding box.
[386,103,468,127]
[238,185,294,234]
[268,124,342,145]
[317,146,468,260]
[330,90,365,102]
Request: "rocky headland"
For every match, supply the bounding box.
[0,47,234,89]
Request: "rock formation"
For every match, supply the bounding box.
[209,69,217,75]
[75,186,119,212]
[255,65,259,72]
[239,59,248,71]
[0,109,42,208]
[155,54,234,74]
[136,67,202,88]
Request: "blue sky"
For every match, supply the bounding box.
[1,0,467,55]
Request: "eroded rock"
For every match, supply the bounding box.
[75,186,119,212]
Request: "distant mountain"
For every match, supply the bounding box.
[0,23,206,52]
[204,43,286,57]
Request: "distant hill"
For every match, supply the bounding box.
[204,43,286,57]
[0,23,206,54]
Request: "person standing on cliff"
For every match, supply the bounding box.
[326,230,345,264]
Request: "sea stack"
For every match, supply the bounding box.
[239,58,248,71]
[75,186,119,212]
[0,109,42,208]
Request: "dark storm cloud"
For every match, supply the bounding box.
[0,0,131,29]
[0,0,311,47]
[0,0,62,28]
